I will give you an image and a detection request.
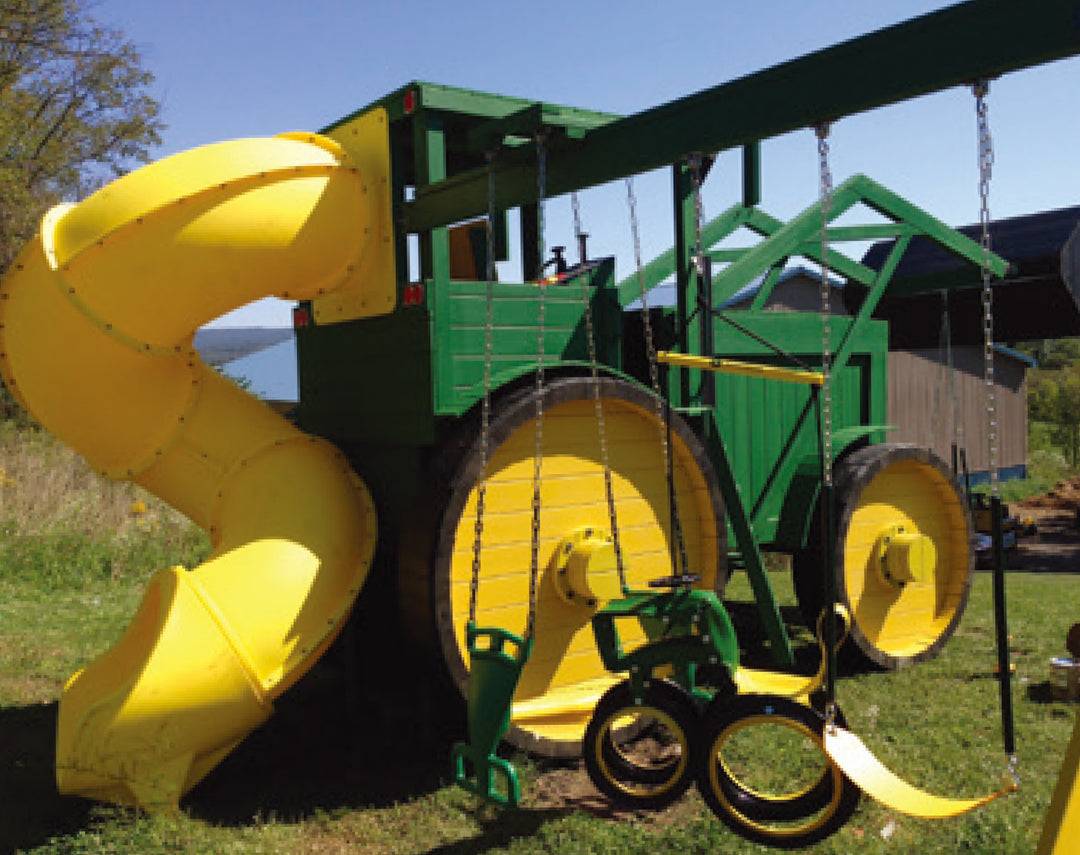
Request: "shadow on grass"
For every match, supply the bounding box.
[421,807,573,855]
[0,644,471,851]
[185,647,469,825]
[0,701,94,854]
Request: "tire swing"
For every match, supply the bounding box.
[698,694,861,848]
[583,679,701,810]
[696,604,862,849]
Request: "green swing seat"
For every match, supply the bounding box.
[451,622,533,807]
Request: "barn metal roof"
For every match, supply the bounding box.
[853,205,1080,347]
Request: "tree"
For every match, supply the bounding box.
[1029,365,1080,467]
[0,0,163,273]
[0,0,162,422]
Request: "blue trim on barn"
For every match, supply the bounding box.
[964,464,1028,487]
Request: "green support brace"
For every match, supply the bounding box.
[699,412,795,667]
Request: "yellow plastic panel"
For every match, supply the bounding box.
[49,136,380,347]
[316,107,397,323]
[57,567,273,810]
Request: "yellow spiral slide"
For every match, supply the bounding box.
[0,108,395,809]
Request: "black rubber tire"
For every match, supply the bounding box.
[697,694,860,849]
[583,679,700,810]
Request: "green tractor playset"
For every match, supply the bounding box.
[3,0,1080,849]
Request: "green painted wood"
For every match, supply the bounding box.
[704,312,888,545]
[432,262,619,414]
[413,111,450,283]
[742,142,761,208]
[294,309,435,445]
[324,81,620,143]
[616,202,756,307]
[748,263,787,311]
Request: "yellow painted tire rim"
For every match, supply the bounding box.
[835,444,973,668]
[429,376,726,757]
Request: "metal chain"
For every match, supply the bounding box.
[468,150,499,626]
[816,122,839,729]
[816,124,834,488]
[626,174,689,577]
[626,177,664,404]
[572,190,628,591]
[689,154,707,282]
[975,80,999,498]
[527,133,548,640]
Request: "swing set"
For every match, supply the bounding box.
[439,2,1080,849]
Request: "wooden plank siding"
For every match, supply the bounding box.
[887,347,1028,477]
[724,270,1030,480]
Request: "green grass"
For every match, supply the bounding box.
[2,426,1078,854]
[3,567,1077,854]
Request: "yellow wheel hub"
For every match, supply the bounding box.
[875,524,937,588]
[552,527,624,609]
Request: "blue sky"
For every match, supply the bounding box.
[95,0,1080,328]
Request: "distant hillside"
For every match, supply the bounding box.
[193,327,293,365]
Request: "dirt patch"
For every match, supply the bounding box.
[527,762,702,828]
[1008,479,1080,574]
[1016,476,1080,513]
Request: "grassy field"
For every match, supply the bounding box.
[2,427,1078,854]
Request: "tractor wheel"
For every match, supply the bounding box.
[399,375,726,758]
[793,444,973,669]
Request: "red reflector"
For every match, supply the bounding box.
[404,90,417,114]
[403,283,425,305]
[293,306,311,328]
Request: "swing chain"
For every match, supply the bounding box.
[816,123,834,487]
[468,149,500,626]
[527,132,549,639]
[572,190,628,591]
[626,177,663,404]
[974,79,999,497]
[689,153,707,278]
[627,174,689,576]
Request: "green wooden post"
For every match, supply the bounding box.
[672,162,697,407]
[521,203,540,281]
[413,110,450,284]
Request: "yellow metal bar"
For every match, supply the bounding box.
[657,351,824,386]
[1036,707,1080,854]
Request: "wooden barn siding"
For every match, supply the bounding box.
[887,347,1027,474]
